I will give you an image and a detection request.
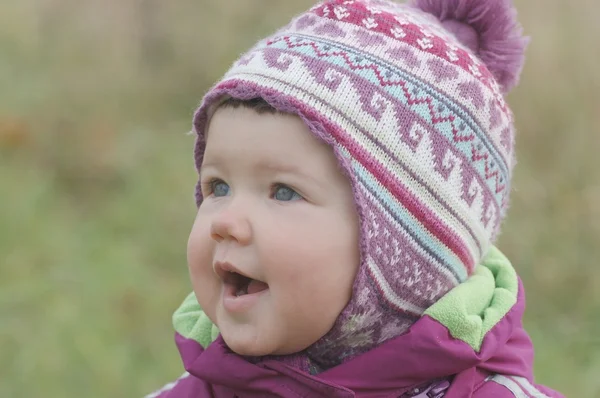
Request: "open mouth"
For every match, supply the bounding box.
[222,271,269,297]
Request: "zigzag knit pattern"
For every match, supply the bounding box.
[193,0,517,370]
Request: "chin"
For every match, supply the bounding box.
[221,332,276,357]
[227,341,275,357]
[228,338,316,358]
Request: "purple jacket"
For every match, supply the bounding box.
[147,247,563,398]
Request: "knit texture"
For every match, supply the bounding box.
[192,0,525,371]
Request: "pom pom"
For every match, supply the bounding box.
[411,0,529,93]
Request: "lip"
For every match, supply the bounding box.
[214,260,251,281]
[214,260,269,314]
[222,284,269,313]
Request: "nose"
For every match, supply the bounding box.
[210,205,252,244]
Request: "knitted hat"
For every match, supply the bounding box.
[192,0,528,371]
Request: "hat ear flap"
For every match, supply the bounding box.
[411,0,529,94]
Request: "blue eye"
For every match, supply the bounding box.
[273,184,302,202]
[211,180,230,197]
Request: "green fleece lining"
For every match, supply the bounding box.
[424,246,518,352]
[173,246,518,352]
[172,292,219,348]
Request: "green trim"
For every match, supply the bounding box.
[424,246,519,352]
[172,292,219,348]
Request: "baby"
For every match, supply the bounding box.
[148,0,564,396]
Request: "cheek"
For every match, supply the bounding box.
[187,218,207,275]
[263,225,358,346]
[187,215,219,312]
[265,214,359,303]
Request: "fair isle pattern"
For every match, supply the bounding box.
[273,18,514,169]
[297,0,514,127]
[311,1,501,92]
[193,0,517,369]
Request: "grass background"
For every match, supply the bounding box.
[1,0,598,396]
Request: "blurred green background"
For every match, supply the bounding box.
[1,0,598,396]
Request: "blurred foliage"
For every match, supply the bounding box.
[0,0,598,397]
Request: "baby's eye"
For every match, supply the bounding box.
[209,179,230,197]
[272,184,303,202]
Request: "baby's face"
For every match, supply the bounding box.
[187,105,360,356]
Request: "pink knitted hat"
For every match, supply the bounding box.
[192,0,528,372]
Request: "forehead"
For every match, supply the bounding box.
[203,106,330,163]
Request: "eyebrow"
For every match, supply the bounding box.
[256,161,308,176]
[201,160,320,185]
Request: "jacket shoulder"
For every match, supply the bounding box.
[145,372,215,398]
[474,374,565,398]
